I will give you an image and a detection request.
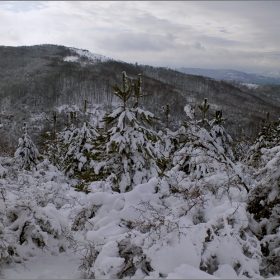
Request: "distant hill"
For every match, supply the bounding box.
[0,44,280,154]
[176,67,280,85]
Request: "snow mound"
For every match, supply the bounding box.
[213,264,238,279]
[166,263,218,279]
[2,250,82,279]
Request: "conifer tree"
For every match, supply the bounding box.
[133,74,152,105]
[63,102,99,178]
[158,104,188,171]
[158,127,180,172]
[42,110,76,169]
[133,74,142,107]
[93,71,162,193]
[232,127,252,161]
[43,111,60,166]
[198,98,210,127]
[247,113,280,167]
[63,121,99,177]
[209,110,234,159]
[247,142,280,276]
[245,115,280,276]
[162,104,170,129]
[14,123,40,170]
[169,103,248,196]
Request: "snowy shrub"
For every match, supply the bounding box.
[200,200,262,278]
[0,162,7,178]
[0,198,22,276]
[171,122,248,199]
[247,145,280,276]
[209,123,233,160]
[70,178,178,278]
[0,157,75,274]
[157,128,181,171]
[246,114,280,167]
[6,200,74,253]
[69,175,263,279]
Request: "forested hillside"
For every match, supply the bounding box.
[0,66,280,278]
[1,44,280,156]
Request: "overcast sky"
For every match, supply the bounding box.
[1,1,279,76]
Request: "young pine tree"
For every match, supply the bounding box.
[94,71,163,193]
[197,98,210,128]
[170,103,248,196]
[246,116,280,276]
[247,113,280,167]
[63,121,99,177]
[42,111,61,167]
[62,101,99,178]
[209,110,234,160]
[14,123,40,170]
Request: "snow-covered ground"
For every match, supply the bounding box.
[0,167,221,280]
[2,252,220,279]
[2,249,83,279]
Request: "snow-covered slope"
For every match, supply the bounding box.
[63,47,111,64]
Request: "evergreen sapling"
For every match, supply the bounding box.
[14,123,40,170]
[94,71,163,193]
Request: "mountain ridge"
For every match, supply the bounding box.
[176,67,280,85]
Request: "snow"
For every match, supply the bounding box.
[63,56,79,62]
[0,162,7,177]
[93,241,125,279]
[56,104,80,113]
[2,249,82,279]
[184,104,195,119]
[166,264,218,279]
[147,233,200,275]
[213,264,238,279]
[241,83,259,89]
[69,47,110,63]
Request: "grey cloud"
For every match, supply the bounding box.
[192,42,205,51]
[0,1,47,13]
[219,29,229,34]
[190,2,280,43]
[196,35,240,47]
[263,51,280,58]
[131,13,188,34]
[96,32,175,52]
[190,1,280,21]
[8,28,21,41]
